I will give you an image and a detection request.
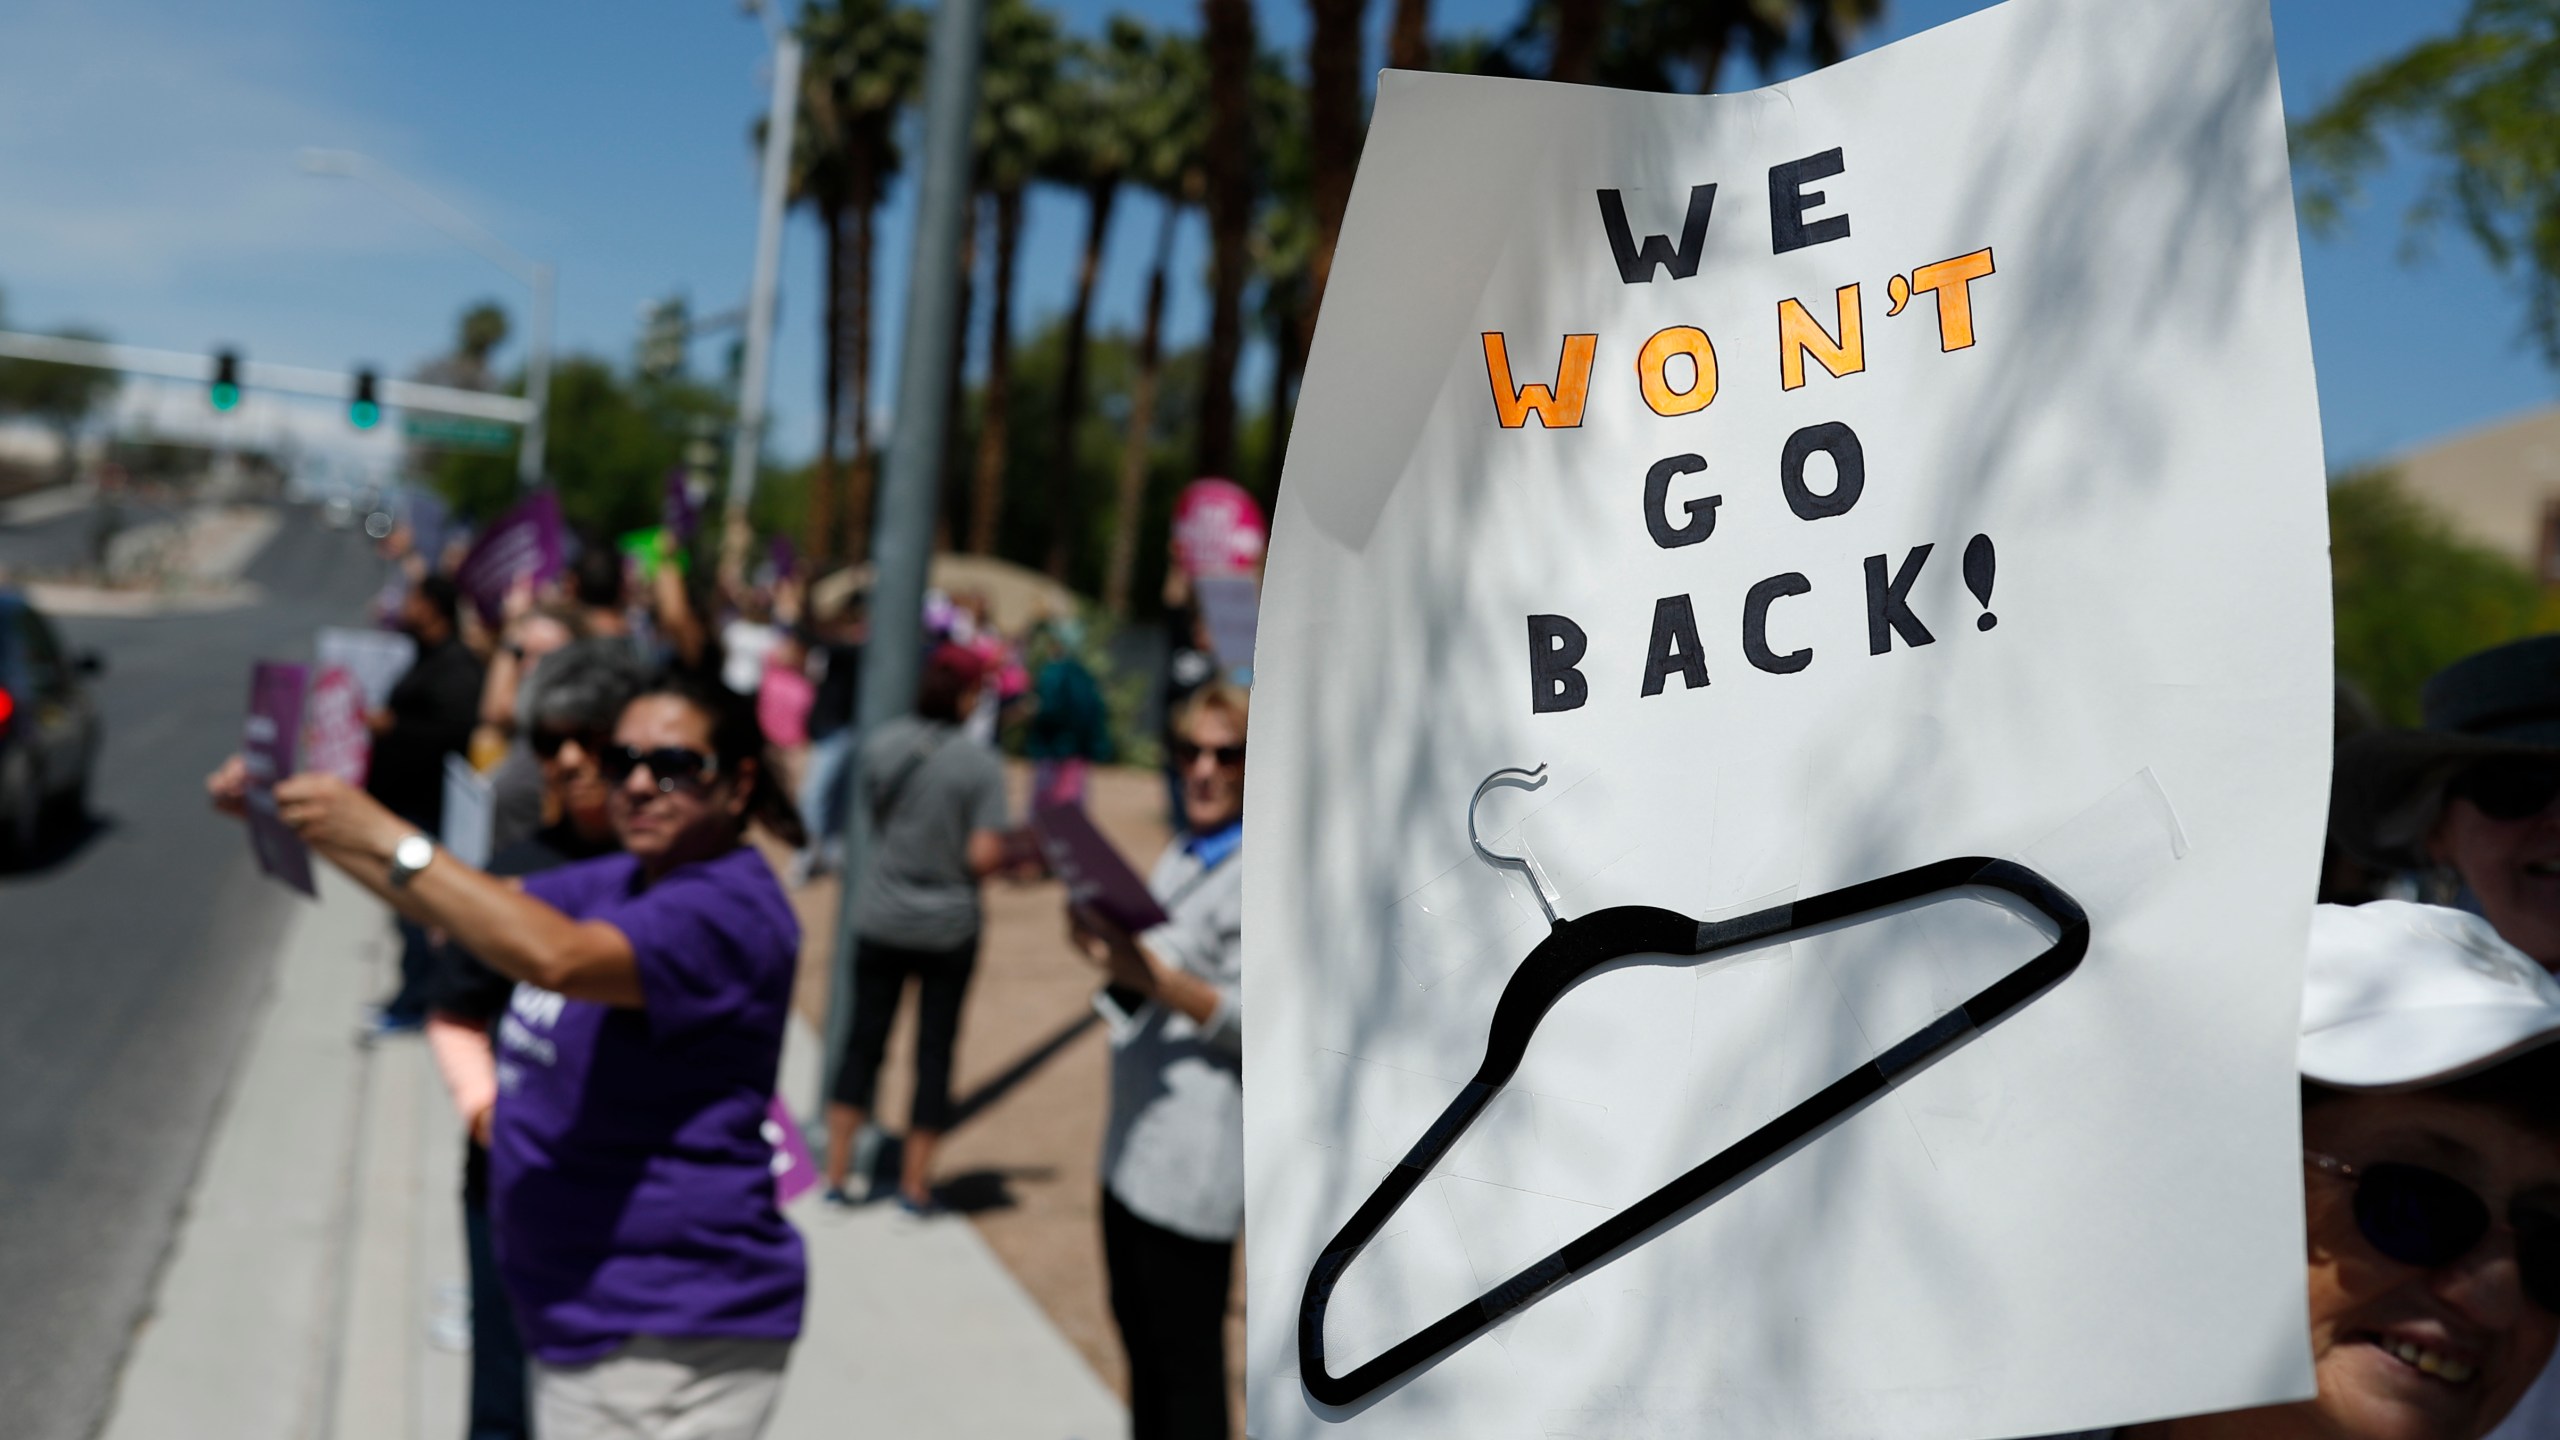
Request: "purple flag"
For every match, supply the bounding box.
[663,470,700,545]
[243,661,316,896]
[452,490,566,626]
[768,533,799,581]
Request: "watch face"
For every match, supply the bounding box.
[396,835,434,873]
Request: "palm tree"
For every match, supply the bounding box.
[1519,0,1876,92]
[1304,0,1368,348]
[1387,0,1432,71]
[789,0,926,563]
[1253,49,1315,493]
[1196,0,1258,480]
[966,0,1065,556]
[1102,29,1211,616]
[1040,20,1151,581]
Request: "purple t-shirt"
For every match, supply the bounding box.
[493,845,805,1364]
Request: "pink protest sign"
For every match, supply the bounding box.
[762,1097,819,1205]
[1171,478,1268,577]
[243,661,316,896]
[301,665,371,786]
[453,490,566,625]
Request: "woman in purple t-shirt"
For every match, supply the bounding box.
[211,672,809,1440]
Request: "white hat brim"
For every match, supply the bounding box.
[2301,1003,2560,1092]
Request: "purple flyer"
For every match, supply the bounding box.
[762,1097,819,1206]
[1030,803,1169,935]
[452,490,566,625]
[243,661,316,896]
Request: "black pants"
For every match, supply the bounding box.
[383,918,436,1022]
[1102,1189,1234,1440]
[830,936,978,1130]
[462,1144,531,1440]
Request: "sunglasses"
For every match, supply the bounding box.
[531,726,611,761]
[1172,740,1246,769]
[2306,1151,2560,1312]
[2450,760,2560,822]
[598,744,721,793]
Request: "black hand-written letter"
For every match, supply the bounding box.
[1644,455,1721,548]
[1528,614,1591,713]
[1780,422,1865,521]
[1865,547,1937,654]
[1743,573,1814,674]
[1769,149,1851,254]
[1641,596,1710,696]
[1597,185,1718,284]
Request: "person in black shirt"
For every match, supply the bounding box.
[421,640,645,1440]
[793,596,865,883]
[368,573,486,1032]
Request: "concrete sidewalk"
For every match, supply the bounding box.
[99,868,1125,1440]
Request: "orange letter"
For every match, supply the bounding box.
[1777,284,1865,391]
[1888,248,1996,352]
[1635,326,1718,417]
[1483,333,1597,429]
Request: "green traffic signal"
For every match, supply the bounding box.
[349,367,380,429]
[210,349,242,412]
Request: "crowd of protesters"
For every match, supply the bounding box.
[202,488,2560,1440]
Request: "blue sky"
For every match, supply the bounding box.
[0,0,2545,474]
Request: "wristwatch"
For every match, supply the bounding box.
[387,833,436,889]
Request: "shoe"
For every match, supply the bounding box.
[822,1185,862,1209]
[895,1191,944,1219]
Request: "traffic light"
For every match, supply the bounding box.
[349,368,381,429]
[636,296,689,381]
[209,350,242,412]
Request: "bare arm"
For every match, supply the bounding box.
[968,828,1005,879]
[266,772,646,1006]
[1068,904,1223,1026]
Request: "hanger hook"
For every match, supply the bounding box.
[1469,764,1559,925]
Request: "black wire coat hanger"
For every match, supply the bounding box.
[1296,764,2091,1409]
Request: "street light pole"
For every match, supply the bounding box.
[820,0,990,1108]
[299,149,554,490]
[724,17,804,586]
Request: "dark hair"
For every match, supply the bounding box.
[415,573,462,630]
[529,640,649,735]
[2304,1045,2560,1143]
[628,670,806,848]
[917,647,982,723]
[572,542,625,609]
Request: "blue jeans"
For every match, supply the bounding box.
[799,729,857,860]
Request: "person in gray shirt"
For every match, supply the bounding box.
[821,645,1008,1212]
[1069,681,1248,1440]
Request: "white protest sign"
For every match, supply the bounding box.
[1243,1,2330,1437]
[441,754,495,871]
[315,626,416,712]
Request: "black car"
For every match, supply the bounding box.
[0,588,102,860]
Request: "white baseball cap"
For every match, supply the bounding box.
[2301,900,2560,1091]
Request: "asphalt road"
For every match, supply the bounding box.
[0,509,385,1440]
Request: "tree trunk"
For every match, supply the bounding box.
[969,184,1024,556]
[1387,0,1431,70]
[1048,175,1118,581]
[937,192,981,555]
[844,151,880,564]
[1551,0,1604,83]
[1306,0,1368,343]
[811,202,845,564]
[1105,205,1178,618]
[1263,299,1301,495]
[1197,0,1256,479]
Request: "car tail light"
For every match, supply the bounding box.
[0,686,14,730]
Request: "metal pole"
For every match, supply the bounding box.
[521,262,554,488]
[723,31,804,587]
[820,0,987,1105]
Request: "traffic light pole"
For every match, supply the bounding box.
[818,0,990,1114]
[721,25,803,589]
[0,331,536,425]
